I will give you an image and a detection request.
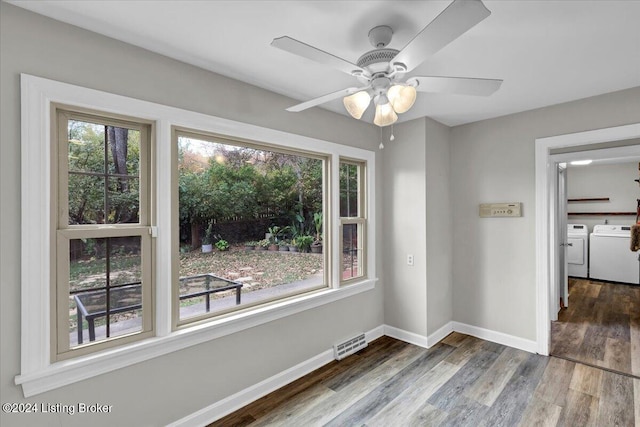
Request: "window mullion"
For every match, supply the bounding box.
[103,124,109,225]
[105,237,111,339]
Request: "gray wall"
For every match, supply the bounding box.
[382,118,428,335]
[450,88,640,340]
[382,116,452,339]
[0,3,383,426]
[425,118,453,336]
[567,161,639,231]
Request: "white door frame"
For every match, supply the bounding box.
[534,123,640,355]
[556,163,568,317]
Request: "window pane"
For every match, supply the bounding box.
[342,223,363,280]
[67,120,141,225]
[340,163,359,217]
[177,135,325,321]
[108,308,142,339]
[108,177,139,223]
[68,174,105,225]
[68,120,105,174]
[107,128,140,177]
[109,236,142,285]
[69,237,143,347]
[69,238,107,294]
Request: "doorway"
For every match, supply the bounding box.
[551,156,640,377]
[534,123,640,358]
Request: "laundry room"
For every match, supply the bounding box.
[566,158,640,285]
[552,155,640,378]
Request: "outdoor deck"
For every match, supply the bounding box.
[69,273,323,346]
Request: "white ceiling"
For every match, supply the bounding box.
[10,0,640,127]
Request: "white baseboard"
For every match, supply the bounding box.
[167,348,334,427]
[451,321,538,354]
[168,325,383,427]
[366,325,385,343]
[384,321,536,354]
[426,321,454,347]
[383,324,429,348]
[383,322,454,349]
[170,322,536,425]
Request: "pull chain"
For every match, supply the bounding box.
[379,126,384,150]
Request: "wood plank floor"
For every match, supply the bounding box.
[551,278,640,378]
[210,333,639,427]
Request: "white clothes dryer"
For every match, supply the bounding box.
[589,225,639,285]
[567,224,588,278]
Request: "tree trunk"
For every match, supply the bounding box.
[107,126,129,191]
[107,126,130,222]
[191,222,201,249]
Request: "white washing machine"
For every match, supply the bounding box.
[589,225,640,285]
[567,224,588,278]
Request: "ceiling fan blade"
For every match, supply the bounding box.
[286,87,362,112]
[392,0,491,72]
[272,36,365,76]
[407,76,503,96]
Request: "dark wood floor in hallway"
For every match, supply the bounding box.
[211,333,639,427]
[551,278,640,378]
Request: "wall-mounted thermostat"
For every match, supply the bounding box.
[479,202,522,218]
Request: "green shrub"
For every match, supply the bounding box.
[295,235,314,253]
[215,239,229,251]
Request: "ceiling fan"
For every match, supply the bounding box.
[271,0,502,127]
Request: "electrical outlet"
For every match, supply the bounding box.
[407,254,414,266]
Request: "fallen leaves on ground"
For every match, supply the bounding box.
[180,245,323,291]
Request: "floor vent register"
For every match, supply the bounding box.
[334,333,367,360]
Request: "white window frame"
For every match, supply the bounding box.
[339,160,367,284]
[16,74,377,397]
[53,107,155,360]
[172,128,331,326]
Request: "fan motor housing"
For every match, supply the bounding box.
[356,48,400,69]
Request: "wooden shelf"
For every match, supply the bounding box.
[568,212,636,216]
[568,198,610,203]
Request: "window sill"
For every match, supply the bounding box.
[15,278,377,397]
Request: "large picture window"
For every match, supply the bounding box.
[53,108,153,360]
[18,75,375,396]
[173,130,328,324]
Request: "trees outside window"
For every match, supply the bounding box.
[175,132,327,323]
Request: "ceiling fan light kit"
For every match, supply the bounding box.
[271,0,503,131]
[373,94,398,127]
[343,91,371,120]
[343,81,416,126]
[387,84,417,114]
